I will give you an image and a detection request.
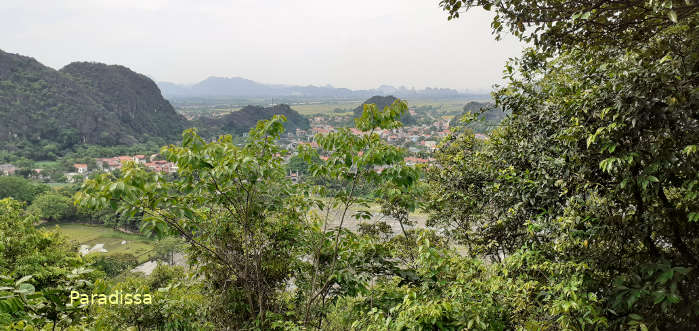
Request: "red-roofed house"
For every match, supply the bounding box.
[73,164,88,174]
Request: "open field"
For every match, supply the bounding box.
[43,223,156,263]
[406,98,480,114]
[173,97,484,118]
[35,161,59,168]
[287,101,362,115]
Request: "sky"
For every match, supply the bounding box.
[1,0,524,91]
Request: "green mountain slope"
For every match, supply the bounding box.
[60,62,186,141]
[219,104,310,135]
[352,95,416,125]
[449,101,507,133]
[0,50,186,159]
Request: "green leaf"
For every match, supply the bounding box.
[14,275,32,286]
[16,283,34,294]
[668,10,678,23]
[656,270,673,284]
[629,313,643,321]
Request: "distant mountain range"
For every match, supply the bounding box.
[0,50,324,160]
[158,77,477,99]
[0,49,468,161]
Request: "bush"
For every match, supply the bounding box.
[91,253,139,278]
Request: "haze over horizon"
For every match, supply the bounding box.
[1,0,524,91]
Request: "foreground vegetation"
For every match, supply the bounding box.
[1,0,698,329]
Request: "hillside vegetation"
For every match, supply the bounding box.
[449,101,508,133]
[1,0,698,329]
[0,50,186,159]
[353,95,416,125]
[193,104,311,137]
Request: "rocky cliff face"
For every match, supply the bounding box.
[61,62,187,141]
[0,50,186,151]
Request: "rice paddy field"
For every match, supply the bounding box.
[43,223,156,263]
[174,98,479,118]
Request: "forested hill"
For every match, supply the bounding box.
[60,62,187,140]
[449,101,508,133]
[353,95,416,125]
[205,104,310,136]
[0,50,186,158]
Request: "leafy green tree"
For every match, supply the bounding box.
[0,176,48,203]
[325,233,606,330]
[89,265,212,330]
[0,198,96,329]
[28,191,75,222]
[295,99,421,327]
[90,253,139,278]
[153,236,186,265]
[77,116,314,327]
[439,0,697,51]
[427,0,699,328]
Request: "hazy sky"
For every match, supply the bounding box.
[1,0,524,91]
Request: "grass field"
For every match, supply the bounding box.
[44,223,156,263]
[290,98,476,116]
[35,161,59,168]
[289,101,362,115]
[174,97,483,118]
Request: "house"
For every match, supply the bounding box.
[73,164,88,174]
[404,156,429,166]
[31,169,49,181]
[312,127,332,135]
[287,170,300,184]
[0,164,17,176]
[423,140,437,151]
[145,161,178,173]
[96,157,122,171]
[118,156,133,163]
[133,155,146,164]
[64,172,82,183]
[167,163,178,173]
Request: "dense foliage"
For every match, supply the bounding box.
[2,0,697,329]
[0,198,97,329]
[449,101,508,133]
[0,176,48,203]
[352,96,416,126]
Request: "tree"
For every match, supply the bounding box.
[77,116,314,327]
[89,264,212,330]
[153,236,186,265]
[28,191,75,222]
[295,99,421,327]
[0,176,48,203]
[0,198,96,329]
[439,0,698,52]
[427,0,699,328]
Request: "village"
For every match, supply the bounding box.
[286,114,456,162]
[0,113,475,183]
